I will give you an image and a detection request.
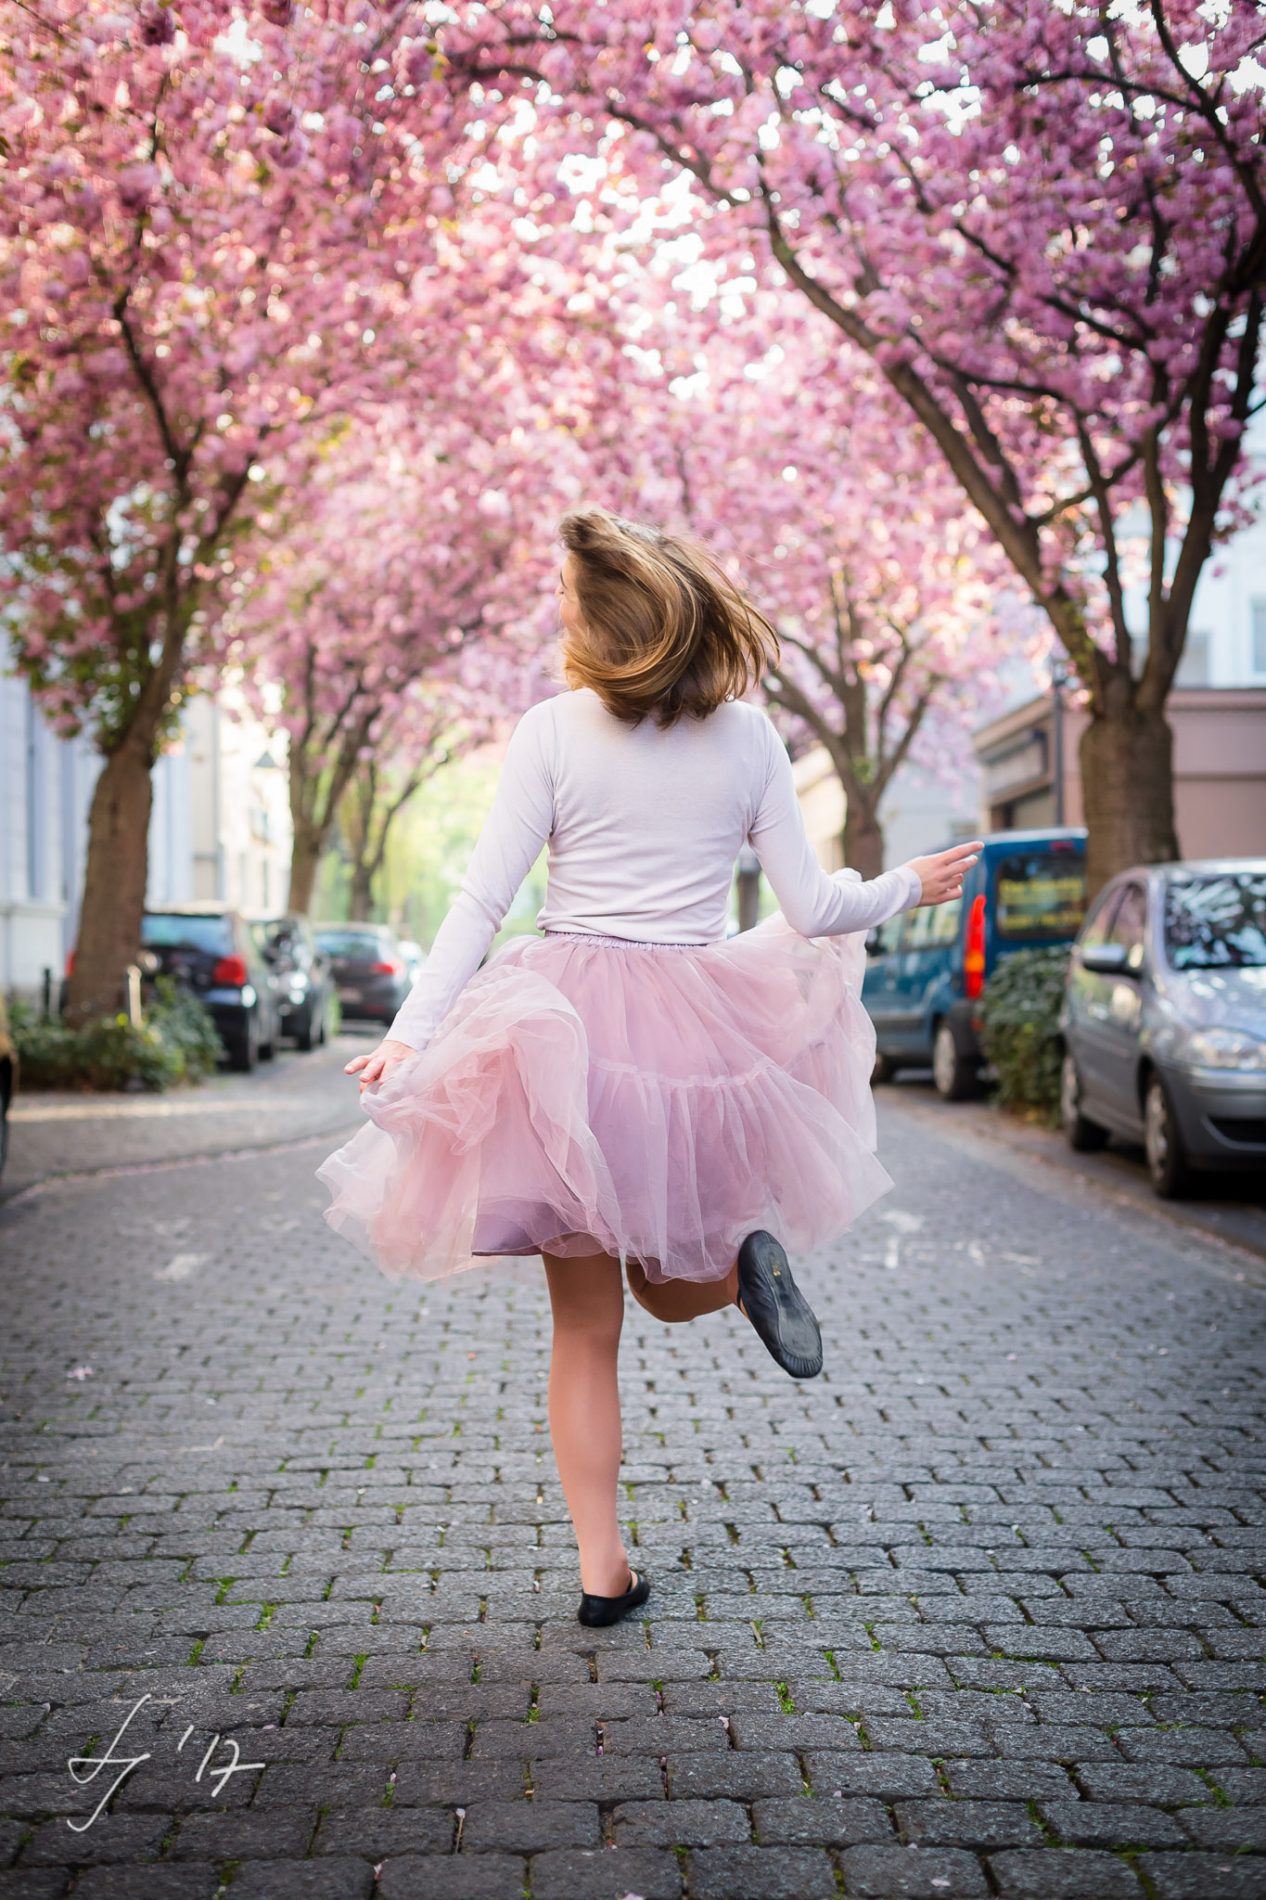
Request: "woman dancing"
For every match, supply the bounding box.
[316,507,979,1628]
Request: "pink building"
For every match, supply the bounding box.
[973,686,1266,858]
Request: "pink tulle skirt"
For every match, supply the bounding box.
[315,905,895,1287]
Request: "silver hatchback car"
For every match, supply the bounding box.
[1058,858,1266,1196]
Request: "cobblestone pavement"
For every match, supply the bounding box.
[1,1032,370,1201]
[0,1087,1264,1900]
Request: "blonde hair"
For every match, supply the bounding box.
[557,508,780,728]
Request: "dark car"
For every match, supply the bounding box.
[1058,858,1266,1197]
[863,827,1088,1099]
[138,905,281,1072]
[246,913,333,1051]
[314,922,412,1027]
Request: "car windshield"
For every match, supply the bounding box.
[315,928,387,959]
[142,913,232,954]
[1163,871,1266,971]
[994,850,1088,941]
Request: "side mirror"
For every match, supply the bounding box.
[1080,942,1131,977]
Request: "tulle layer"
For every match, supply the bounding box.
[315,909,894,1287]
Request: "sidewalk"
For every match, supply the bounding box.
[883,1075,1266,1267]
[1,1032,367,1203]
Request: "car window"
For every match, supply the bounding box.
[928,896,962,947]
[871,913,907,956]
[315,928,387,959]
[1163,871,1266,971]
[1077,884,1122,953]
[142,913,233,954]
[994,850,1088,940]
[1107,881,1148,971]
[902,906,940,951]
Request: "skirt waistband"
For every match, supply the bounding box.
[541,927,713,953]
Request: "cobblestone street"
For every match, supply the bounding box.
[1,1052,1264,1900]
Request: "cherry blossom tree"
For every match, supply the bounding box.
[447,0,1266,893]
[742,425,1018,880]
[597,323,1022,876]
[227,408,572,915]
[0,0,525,1026]
[338,685,492,922]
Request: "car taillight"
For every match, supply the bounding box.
[371,959,403,976]
[213,954,250,986]
[963,893,987,1000]
[66,948,76,976]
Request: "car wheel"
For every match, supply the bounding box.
[872,1050,897,1085]
[228,1015,258,1073]
[1144,1074,1192,1199]
[932,1020,977,1101]
[296,1006,316,1052]
[1060,1049,1109,1152]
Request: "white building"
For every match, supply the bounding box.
[0,638,291,1006]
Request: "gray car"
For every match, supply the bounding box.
[1058,858,1266,1196]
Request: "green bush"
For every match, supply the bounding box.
[978,945,1072,1124]
[7,975,223,1091]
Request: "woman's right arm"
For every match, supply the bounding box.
[747,712,979,934]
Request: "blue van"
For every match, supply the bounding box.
[862,827,1088,1099]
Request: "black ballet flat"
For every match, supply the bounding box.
[736,1230,823,1379]
[577,1565,651,1627]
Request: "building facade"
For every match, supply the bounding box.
[973,685,1266,858]
[0,639,291,1006]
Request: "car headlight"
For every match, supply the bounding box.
[1184,1027,1266,1072]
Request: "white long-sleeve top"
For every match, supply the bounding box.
[385,686,924,1053]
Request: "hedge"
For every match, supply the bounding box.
[7,974,223,1091]
[977,944,1072,1125]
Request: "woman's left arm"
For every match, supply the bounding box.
[344,702,556,1089]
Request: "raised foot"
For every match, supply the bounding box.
[735,1230,823,1380]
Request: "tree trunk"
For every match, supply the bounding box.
[843,796,884,880]
[286,820,326,916]
[64,736,155,1030]
[348,862,376,920]
[736,858,761,932]
[1079,683,1179,901]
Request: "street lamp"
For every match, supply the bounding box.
[1049,656,1070,827]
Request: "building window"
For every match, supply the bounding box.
[1175,628,1210,687]
[1252,598,1266,677]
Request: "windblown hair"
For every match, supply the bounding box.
[557,508,781,729]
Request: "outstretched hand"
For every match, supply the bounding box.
[343,1037,417,1093]
[907,840,983,907]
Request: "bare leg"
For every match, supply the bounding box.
[542,1247,632,1597]
[626,1257,744,1323]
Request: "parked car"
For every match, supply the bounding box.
[863,827,1088,1099]
[246,913,333,1051]
[0,991,17,1184]
[398,939,426,986]
[313,922,413,1026]
[138,905,281,1072]
[1059,858,1266,1197]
